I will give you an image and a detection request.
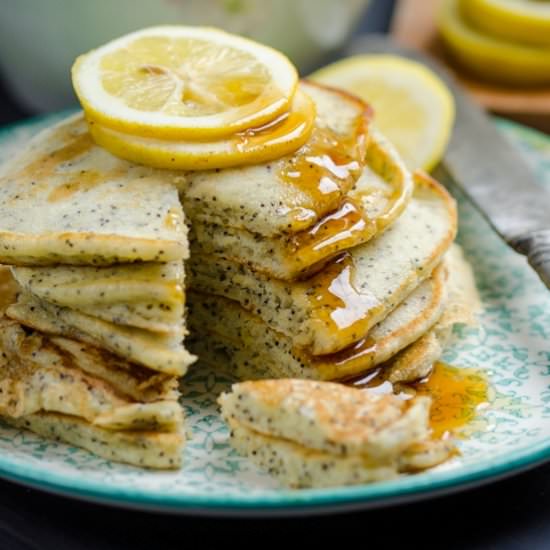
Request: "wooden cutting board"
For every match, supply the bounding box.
[391,0,550,133]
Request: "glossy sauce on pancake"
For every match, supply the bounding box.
[277,119,366,227]
[287,127,412,274]
[305,253,383,336]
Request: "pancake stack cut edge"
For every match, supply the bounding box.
[182,81,476,388]
[0,116,196,469]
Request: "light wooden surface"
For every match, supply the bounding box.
[391,0,550,132]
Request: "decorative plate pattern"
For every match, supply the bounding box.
[0,115,549,514]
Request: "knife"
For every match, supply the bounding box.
[347,35,550,290]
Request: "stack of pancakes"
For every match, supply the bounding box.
[183,81,476,384]
[0,81,478,471]
[0,116,195,468]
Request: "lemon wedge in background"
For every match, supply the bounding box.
[310,55,454,171]
[87,89,316,170]
[461,0,550,47]
[439,0,550,86]
[72,26,298,139]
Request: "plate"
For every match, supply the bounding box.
[0,114,549,516]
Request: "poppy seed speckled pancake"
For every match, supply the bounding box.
[220,380,454,487]
[6,293,195,376]
[178,81,371,238]
[11,261,185,332]
[0,114,188,266]
[50,337,178,403]
[188,262,447,381]
[219,380,431,458]
[0,318,183,431]
[0,266,179,402]
[189,173,456,356]
[188,128,413,280]
[226,419,454,488]
[5,413,183,469]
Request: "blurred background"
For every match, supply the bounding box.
[0,0,392,122]
[0,0,548,129]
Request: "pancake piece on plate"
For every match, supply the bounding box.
[219,379,455,488]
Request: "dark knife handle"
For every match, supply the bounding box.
[510,230,550,290]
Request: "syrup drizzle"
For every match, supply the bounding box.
[276,112,367,229]
[306,253,382,338]
[346,362,490,439]
[284,133,412,278]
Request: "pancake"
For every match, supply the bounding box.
[50,338,178,403]
[188,262,447,381]
[0,268,179,402]
[219,380,431,458]
[12,261,185,332]
[227,420,397,487]
[179,81,370,238]
[0,266,19,315]
[220,379,454,487]
[382,245,481,385]
[5,413,183,469]
[7,293,195,376]
[229,422,456,488]
[188,128,413,280]
[227,421,454,488]
[0,114,188,266]
[189,173,456,355]
[0,317,182,431]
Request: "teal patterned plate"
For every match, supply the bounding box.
[0,114,549,515]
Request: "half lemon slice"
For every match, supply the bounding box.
[310,55,455,171]
[88,89,316,170]
[72,26,298,139]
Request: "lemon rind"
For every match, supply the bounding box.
[88,90,316,170]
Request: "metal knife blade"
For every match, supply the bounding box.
[347,35,550,289]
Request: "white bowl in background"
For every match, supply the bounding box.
[0,0,369,112]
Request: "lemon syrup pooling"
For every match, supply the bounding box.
[347,362,490,439]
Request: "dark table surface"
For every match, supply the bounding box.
[1,2,550,548]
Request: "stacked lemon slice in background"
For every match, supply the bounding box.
[438,0,550,86]
[72,26,316,169]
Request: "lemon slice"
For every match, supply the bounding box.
[462,0,550,47]
[439,0,550,86]
[310,55,454,171]
[88,89,316,170]
[72,26,298,139]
